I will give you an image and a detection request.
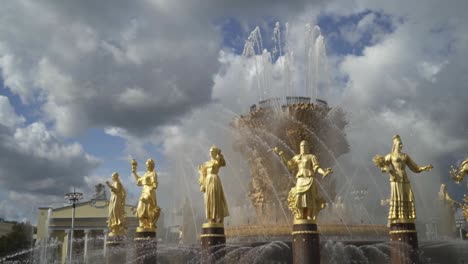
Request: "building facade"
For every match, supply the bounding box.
[36,196,138,263]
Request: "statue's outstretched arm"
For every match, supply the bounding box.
[317,167,333,178]
[313,156,333,178]
[406,155,433,173]
[105,181,117,193]
[272,147,295,171]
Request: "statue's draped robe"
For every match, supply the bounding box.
[201,159,229,220]
[289,154,324,220]
[108,181,126,230]
[384,153,421,223]
[137,171,158,227]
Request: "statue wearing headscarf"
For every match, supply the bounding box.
[373,135,433,224]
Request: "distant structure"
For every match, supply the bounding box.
[93,183,107,201]
[36,187,138,264]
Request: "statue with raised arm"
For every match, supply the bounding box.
[132,158,161,232]
[450,158,468,184]
[198,146,229,224]
[372,135,433,224]
[105,172,127,236]
[273,140,333,221]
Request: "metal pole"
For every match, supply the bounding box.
[69,202,75,264]
[65,188,82,264]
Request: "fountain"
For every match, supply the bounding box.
[2,23,467,264]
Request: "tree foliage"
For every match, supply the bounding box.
[0,222,33,259]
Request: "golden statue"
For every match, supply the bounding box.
[132,158,161,232]
[372,135,433,224]
[463,195,468,221]
[105,172,127,236]
[450,158,468,184]
[198,146,229,224]
[438,184,457,236]
[274,140,333,222]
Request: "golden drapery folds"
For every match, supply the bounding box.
[198,146,229,224]
[373,135,432,225]
[450,158,468,184]
[106,172,127,236]
[274,140,332,222]
[132,158,161,232]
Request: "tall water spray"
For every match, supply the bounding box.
[242,22,329,103]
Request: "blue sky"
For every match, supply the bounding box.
[0,0,467,224]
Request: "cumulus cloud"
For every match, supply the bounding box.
[0,121,99,195]
[0,0,223,137]
[0,96,25,127]
[333,0,468,221]
[0,121,99,220]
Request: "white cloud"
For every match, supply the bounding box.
[0,121,99,194]
[0,0,222,137]
[0,96,24,127]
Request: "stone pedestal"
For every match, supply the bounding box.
[106,235,126,264]
[135,230,157,264]
[389,223,419,264]
[200,223,226,264]
[292,219,320,264]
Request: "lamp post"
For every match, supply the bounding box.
[65,188,83,264]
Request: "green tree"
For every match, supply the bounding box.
[0,222,34,260]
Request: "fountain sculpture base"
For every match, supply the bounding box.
[201,223,226,264]
[135,231,157,264]
[390,223,419,264]
[292,220,320,264]
[106,235,126,264]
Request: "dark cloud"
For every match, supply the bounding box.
[0,0,221,136]
[0,122,99,195]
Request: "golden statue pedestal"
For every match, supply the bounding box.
[389,222,419,264]
[106,235,126,264]
[292,219,320,264]
[200,223,226,264]
[134,230,157,264]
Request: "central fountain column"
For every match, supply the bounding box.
[389,222,419,264]
[200,223,226,264]
[292,219,320,264]
[135,229,157,264]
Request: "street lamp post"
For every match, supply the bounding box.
[65,188,83,264]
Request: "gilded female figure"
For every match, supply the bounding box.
[198,146,229,224]
[274,140,333,221]
[450,158,468,184]
[373,135,432,224]
[105,172,127,236]
[132,158,161,231]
